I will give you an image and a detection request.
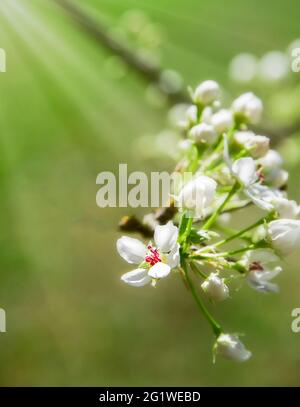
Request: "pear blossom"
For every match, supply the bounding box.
[258,150,288,188]
[232,92,263,124]
[272,197,300,219]
[258,149,283,169]
[214,333,252,362]
[117,221,180,287]
[176,175,217,218]
[185,105,198,126]
[201,106,213,124]
[240,249,282,293]
[223,136,274,211]
[193,80,220,105]
[189,123,217,145]
[118,78,293,363]
[268,219,300,255]
[176,104,197,129]
[211,109,233,134]
[234,131,270,158]
[201,273,229,301]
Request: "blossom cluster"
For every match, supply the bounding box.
[116,80,300,362]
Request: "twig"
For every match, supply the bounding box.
[52,0,188,104]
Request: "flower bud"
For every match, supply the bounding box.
[214,333,252,362]
[185,105,198,127]
[234,131,270,158]
[272,197,300,219]
[268,219,300,254]
[258,149,282,170]
[211,109,233,134]
[232,92,263,124]
[177,175,217,218]
[271,169,289,188]
[193,80,220,105]
[201,273,229,301]
[189,123,217,145]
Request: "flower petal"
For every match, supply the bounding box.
[154,221,178,252]
[148,262,171,279]
[117,236,146,264]
[243,249,279,266]
[232,157,257,186]
[245,184,275,211]
[121,268,151,287]
[167,243,180,268]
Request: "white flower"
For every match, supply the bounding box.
[193,80,220,105]
[241,249,282,293]
[268,219,300,255]
[214,333,252,362]
[271,169,289,188]
[272,197,300,219]
[201,106,213,124]
[185,105,198,126]
[211,109,233,134]
[234,131,270,158]
[232,92,263,124]
[176,175,217,218]
[231,157,257,186]
[223,136,274,211]
[117,221,180,287]
[258,150,288,188]
[258,149,282,169]
[189,123,217,145]
[201,273,229,301]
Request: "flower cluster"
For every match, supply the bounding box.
[117,80,300,362]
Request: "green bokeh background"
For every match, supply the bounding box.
[0,0,300,386]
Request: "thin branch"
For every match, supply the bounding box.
[52,0,188,104]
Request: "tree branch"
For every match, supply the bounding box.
[52,0,188,104]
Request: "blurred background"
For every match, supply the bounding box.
[0,0,300,386]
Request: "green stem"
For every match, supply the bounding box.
[203,182,239,230]
[181,258,222,337]
[214,212,274,248]
[178,212,194,254]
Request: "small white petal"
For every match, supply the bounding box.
[243,249,279,266]
[189,123,217,145]
[215,333,252,362]
[211,109,233,134]
[121,268,151,287]
[245,185,275,211]
[148,262,171,279]
[201,273,229,302]
[273,197,300,219]
[154,221,178,252]
[117,236,146,264]
[232,92,263,124]
[167,243,180,268]
[268,219,300,254]
[193,80,220,105]
[232,157,257,186]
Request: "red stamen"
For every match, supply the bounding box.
[145,245,161,266]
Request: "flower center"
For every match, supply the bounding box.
[249,261,264,271]
[145,245,161,266]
